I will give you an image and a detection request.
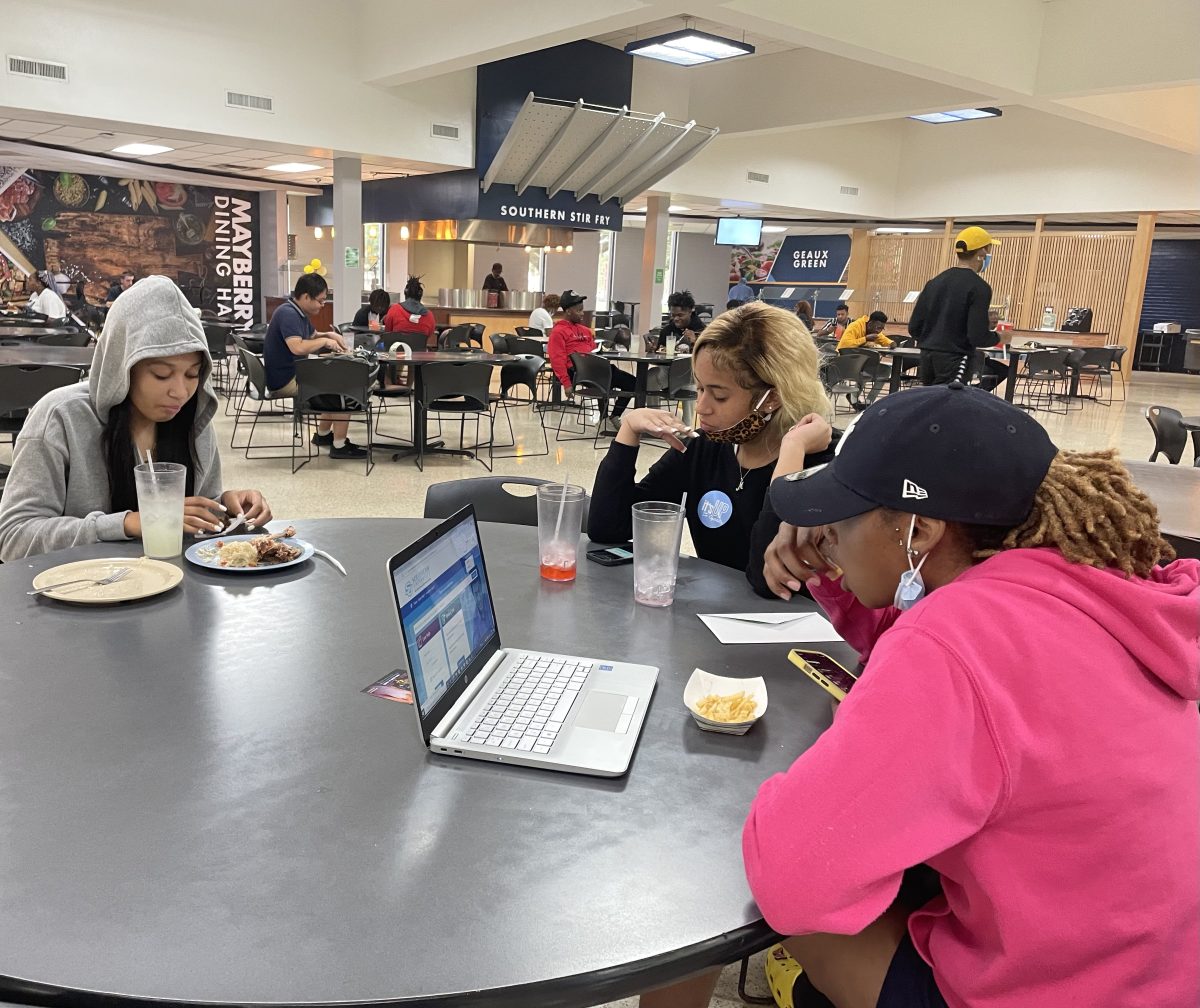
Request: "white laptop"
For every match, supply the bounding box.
[387,507,658,777]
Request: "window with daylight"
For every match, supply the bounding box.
[363,223,384,291]
[527,248,544,292]
[595,231,615,311]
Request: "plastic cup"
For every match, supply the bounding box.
[133,462,186,559]
[536,484,586,582]
[632,501,683,607]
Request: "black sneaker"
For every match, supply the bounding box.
[312,430,334,447]
[329,441,368,459]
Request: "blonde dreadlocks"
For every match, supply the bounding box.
[971,449,1175,578]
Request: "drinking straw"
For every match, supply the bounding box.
[553,476,571,539]
[674,492,688,554]
[144,448,158,485]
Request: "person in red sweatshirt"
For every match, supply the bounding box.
[732,384,1199,1008]
[546,289,635,430]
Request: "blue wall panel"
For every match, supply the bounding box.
[1139,239,1200,332]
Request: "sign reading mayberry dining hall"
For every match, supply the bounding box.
[765,234,851,284]
[476,184,623,231]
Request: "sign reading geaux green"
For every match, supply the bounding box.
[344,247,360,268]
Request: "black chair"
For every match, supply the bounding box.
[439,323,478,352]
[292,357,375,475]
[1016,350,1070,414]
[415,361,495,471]
[838,347,888,405]
[491,354,549,457]
[824,354,870,413]
[515,326,544,341]
[609,325,632,351]
[645,357,697,436]
[229,345,296,458]
[423,476,590,530]
[1145,405,1200,466]
[36,331,91,347]
[556,352,622,447]
[202,324,231,396]
[0,363,83,454]
[1072,347,1118,405]
[1105,345,1128,401]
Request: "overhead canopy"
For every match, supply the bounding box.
[480,94,719,206]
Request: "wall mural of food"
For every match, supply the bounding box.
[0,167,261,322]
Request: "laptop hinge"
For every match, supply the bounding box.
[431,649,507,740]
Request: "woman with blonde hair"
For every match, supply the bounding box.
[588,302,833,573]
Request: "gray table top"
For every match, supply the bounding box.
[0,346,94,367]
[0,518,854,1008]
[1124,460,1200,541]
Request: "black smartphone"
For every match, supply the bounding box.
[586,545,634,567]
[788,648,859,701]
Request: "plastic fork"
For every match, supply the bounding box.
[28,566,132,596]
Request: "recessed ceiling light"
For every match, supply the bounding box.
[874,227,934,234]
[111,143,174,156]
[266,162,322,173]
[908,108,1002,124]
[625,29,755,66]
[761,225,789,233]
[668,205,690,213]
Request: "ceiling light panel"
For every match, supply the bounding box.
[266,162,322,173]
[111,143,174,155]
[625,29,755,65]
[909,107,1002,124]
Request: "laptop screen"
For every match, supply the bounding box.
[390,512,499,718]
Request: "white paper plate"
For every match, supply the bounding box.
[683,668,768,735]
[184,535,314,572]
[31,557,182,604]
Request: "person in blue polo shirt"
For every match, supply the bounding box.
[263,273,366,459]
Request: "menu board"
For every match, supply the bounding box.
[0,167,261,322]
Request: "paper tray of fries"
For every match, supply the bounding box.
[683,669,768,735]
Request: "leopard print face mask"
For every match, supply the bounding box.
[703,390,774,445]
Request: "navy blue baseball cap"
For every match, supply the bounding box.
[771,383,1058,527]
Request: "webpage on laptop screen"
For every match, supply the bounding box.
[393,521,497,717]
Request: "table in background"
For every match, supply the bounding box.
[374,350,514,462]
[598,350,688,408]
[1124,461,1200,558]
[0,345,94,370]
[0,519,852,1008]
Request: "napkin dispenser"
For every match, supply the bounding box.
[1153,322,1182,333]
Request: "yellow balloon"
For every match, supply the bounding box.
[303,264,314,273]
[310,258,322,269]
[317,267,328,277]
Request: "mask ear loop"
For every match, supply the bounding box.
[904,515,929,576]
[753,389,773,415]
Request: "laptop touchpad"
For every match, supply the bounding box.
[574,691,629,732]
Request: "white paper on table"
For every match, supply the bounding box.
[697,612,844,644]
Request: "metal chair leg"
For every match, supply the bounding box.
[737,955,775,1005]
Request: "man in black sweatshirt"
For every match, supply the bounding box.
[908,226,998,385]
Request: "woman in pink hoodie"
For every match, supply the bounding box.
[719,383,1198,1008]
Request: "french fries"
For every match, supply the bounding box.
[695,691,757,723]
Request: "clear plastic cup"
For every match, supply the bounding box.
[133,462,186,559]
[536,484,586,582]
[632,501,684,606]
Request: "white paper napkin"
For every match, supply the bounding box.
[697,611,844,644]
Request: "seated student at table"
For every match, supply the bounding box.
[352,288,390,330]
[0,276,271,561]
[26,271,67,321]
[725,386,1198,1008]
[588,302,834,574]
[837,310,894,410]
[105,271,134,307]
[658,290,706,352]
[793,299,815,331]
[814,301,851,339]
[546,289,636,429]
[264,273,366,460]
[528,292,559,334]
[383,275,436,347]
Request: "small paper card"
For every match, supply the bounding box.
[362,669,414,704]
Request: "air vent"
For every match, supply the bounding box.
[7,55,68,82]
[226,90,274,113]
[431,123,460,140]
[840,185,859,196]
[746,171,770,184]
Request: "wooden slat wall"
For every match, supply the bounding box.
[865,232,1134,335]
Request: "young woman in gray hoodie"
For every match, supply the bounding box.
[0,276,271,561]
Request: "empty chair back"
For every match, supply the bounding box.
[499,354,544,401]
[568,352,613,396]
[36,331,91,347]
[515,326,543,340]
[1145,405,1189,464]
[1022,349,1069,378]
[202,324,230,358]
[236,346,273,398]
[420,361,492,409]
[512,336,546,357]
[385,332,426,355]
[0,364,83,416]
[439,323,474,351]
[424,476,590,530]
[489,333,511,355]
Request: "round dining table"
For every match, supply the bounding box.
[0,518,853,1008]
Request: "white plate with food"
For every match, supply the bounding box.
[184,527,313,572]
[30,557,182,604]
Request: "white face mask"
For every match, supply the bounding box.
[894,515,928,611]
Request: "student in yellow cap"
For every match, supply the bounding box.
[908,226,998,385]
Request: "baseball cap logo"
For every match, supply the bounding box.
[902,479,928,500]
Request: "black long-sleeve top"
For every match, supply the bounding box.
[588,435,836,576]
[908,267,995,355]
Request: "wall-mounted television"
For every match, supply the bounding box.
[715,218,763,246]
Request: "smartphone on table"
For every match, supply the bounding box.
[586,545,634,567]
[788,648,859,701]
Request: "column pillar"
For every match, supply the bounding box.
[1017,216,1045,329]
[845,227,872,320]
[638,194,669,333]
[1117,212,1156,378]
[257,190,289,305]
[332,156,363,325]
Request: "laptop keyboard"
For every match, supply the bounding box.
[460,655,591,754]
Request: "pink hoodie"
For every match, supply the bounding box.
[743,548,1200,1008]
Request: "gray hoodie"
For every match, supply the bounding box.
[0,276,221,561]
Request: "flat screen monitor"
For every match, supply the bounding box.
[715,218,763,246]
